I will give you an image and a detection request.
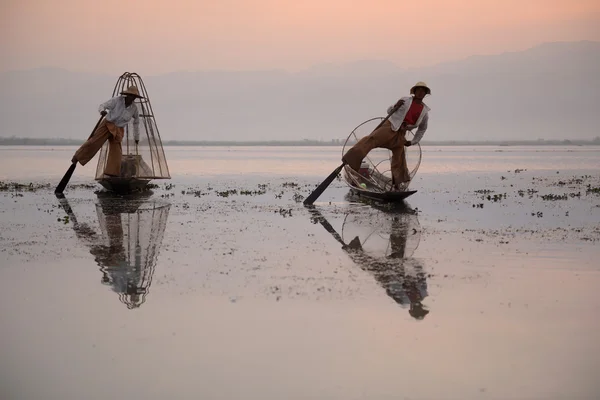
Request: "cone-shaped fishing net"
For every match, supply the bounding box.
[95,72,170,181]
[342,117,422,192]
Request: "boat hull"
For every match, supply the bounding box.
[349,187,417,203]
[97,177,151,195]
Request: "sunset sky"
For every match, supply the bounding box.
[1,0,599,75]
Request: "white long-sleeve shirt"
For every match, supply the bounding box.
[98,96,140,141]
[386,96,430,145]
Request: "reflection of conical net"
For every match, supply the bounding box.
[95,72,170,181]
[341,207,421,259]
[95,200,170,309]
[309,205,428,319]
[338,206,427,318]
[341,117,422,192]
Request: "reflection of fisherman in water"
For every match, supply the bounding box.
[56,192,170,309]
[310,202,429,320]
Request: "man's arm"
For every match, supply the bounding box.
[407,114,428,146]
[98,97,118,115]
[387,98,406,115]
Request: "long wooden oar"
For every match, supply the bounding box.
[54,115,104,194]
[303,103,402,206]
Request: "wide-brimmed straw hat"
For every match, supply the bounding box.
[120,85,143,98]
[410,81,431,95]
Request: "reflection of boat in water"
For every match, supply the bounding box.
[56,193,170,309]
[309,203,429,319]
[341,117,422,203]
[95,72,171,194]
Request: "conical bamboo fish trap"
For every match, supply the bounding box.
[95,72,170,193]
[341,117,422,194]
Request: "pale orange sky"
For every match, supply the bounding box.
[1,0,599,75]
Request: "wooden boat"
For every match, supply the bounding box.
[95,72,171,194]
[341,117,422,203]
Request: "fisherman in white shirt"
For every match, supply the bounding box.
[72,86,142,177]
[342,82,431,190]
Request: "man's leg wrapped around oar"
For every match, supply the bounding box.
[72,120,124,177]
[342,120,410,190]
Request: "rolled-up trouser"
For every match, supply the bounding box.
[342,120,410,185]
[72,120,124,176]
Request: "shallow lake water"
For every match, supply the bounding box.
[1,145,599,399]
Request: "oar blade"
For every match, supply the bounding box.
[54,162,77,194]
[303,163,345,206]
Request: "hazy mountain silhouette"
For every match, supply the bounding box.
[1,41,598,142]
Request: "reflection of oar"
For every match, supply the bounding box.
[303,102,402,206]
[55,194,98,240]
[55,115,104,194]
[308,207,346,247]
[56,194,79,225]
[309,207,364,252]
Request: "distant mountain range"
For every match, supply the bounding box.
[1,41,598,142]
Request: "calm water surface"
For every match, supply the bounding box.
[1,145,599,180]
[1,145,599,400]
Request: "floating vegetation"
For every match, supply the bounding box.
[182,189,206,197]
[484,193,507,202]
[540,194,568,201]
[518,189,538,197]
[216,189,237,198]
[473,190,506,202]
[69,183,97,189]
[587,185,600,195]
[0,181,51,192]
[556,179,583,186]
[239,186,267,196]
[275,208,292,217]
[292,193,305,203]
